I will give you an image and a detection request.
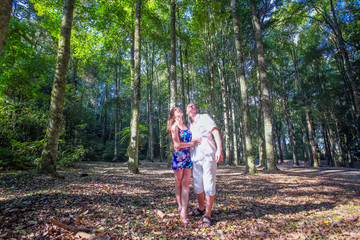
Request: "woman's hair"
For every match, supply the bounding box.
[166,107,178,142]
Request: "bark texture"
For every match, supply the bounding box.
[169,0,177,109]
[128,0,142,174]
[0,0,12,56]
[39,0,75,176]
[231,0,256,173]
[250,0,277,171]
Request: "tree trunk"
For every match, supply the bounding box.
[276,121,284,164]
[329,0,360,119]
[231,69,239,165]
[207,22,215,117]
[291,40,318,167]
[327,124,338,167]
[257,74,266,167]
[39,0,75,176]
[102,81,108,145]
[334,118,345,167]
[158,93,163,162]
[114,55,121,161]
[0,0,12,56]
[177,7,186,113]
[130,30,135,109]
[145,41,154,162]
[250,0,277,171]
[282,95,298,166]
[148,42,154,162]
[322,122,332,166]
[128,0,142,174]
[185,48,190,105]
[169,0,177,109]
[225,70,233,163]
[231,0,256,173]
[217,57,231,165]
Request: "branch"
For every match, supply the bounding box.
[49,219,91,233]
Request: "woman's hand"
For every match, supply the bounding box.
[192,138,202,146]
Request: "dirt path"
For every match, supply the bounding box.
[1,161,359,239]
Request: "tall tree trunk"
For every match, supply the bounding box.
[322,122,332,166]
[225,65,233,162]
[102,81,108,145]
[231,0,256,173]
[276,121,284,164]
[282,95,298,166]
[217,57,231,165]
[250,0,277,171]
[114,55,121,161]
[334,118,345,167]
[158,92,164,162]
[184,48,190,103]
[291,41,319,167]
[177,7,186,113]
[329,0,360,119]
[169,0,177,109]
[130,30,135,109]
[327,124,337,167]
[0,0,12,56]
[231,69,239,165]
[282,135,287,159]
[313,128,321,167]
[185,48,190,105]
[257,73,266,167]
[128,0,142,174]
[207,21,215,117]
[39,0,75,176]
[148,42,154,162]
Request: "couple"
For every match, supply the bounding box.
[167,103,223,228]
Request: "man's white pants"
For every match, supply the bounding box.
[193,154,217,196]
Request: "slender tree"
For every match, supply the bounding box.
[0,0,12,56]
[128,0,142,174]
[39,0,76,176]
[169,0,177,109]
[177,6,186,113]
[231,0,256,173]
[114,54,121,161]
[250,0,277,171]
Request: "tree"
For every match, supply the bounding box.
[128,0,142,174]
[231,0,256,172]
[39,0,76,176]
[0,0,12,56]
[169,0,177,109]
[250,0,278,171]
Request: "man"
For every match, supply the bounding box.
[186,103,223,228]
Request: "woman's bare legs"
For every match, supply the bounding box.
[173,170,184,212]
[180,168,192,217]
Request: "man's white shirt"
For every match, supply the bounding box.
[188,114,217,162]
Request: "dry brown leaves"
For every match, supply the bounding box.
[1,161,360,239]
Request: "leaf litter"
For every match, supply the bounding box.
[0,161,359,239]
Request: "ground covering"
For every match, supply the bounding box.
[1,161,359,239]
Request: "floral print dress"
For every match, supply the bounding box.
[171,129,193,171]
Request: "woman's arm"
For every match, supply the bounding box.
[171,125,201,149]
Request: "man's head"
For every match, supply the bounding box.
[186,103,199,116]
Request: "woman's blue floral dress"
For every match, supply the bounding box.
[171,129,193,171]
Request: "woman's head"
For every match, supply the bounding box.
[166,107,183,136]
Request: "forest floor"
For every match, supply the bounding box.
[1,160,360,240]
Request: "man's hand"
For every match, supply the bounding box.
[215,149,223,163]
[212,128,223,163]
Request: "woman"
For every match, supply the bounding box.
[167,107,202,224]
